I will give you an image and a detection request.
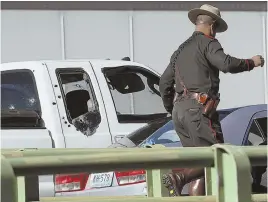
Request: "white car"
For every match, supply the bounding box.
[55,170,147,196]
[55,117,170,197]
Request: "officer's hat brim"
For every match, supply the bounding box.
[188,8,228,33]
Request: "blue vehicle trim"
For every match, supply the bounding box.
[221,104,267,145]
[242,110,267,145]
[142,104,267,147]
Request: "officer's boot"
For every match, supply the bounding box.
[162,168,204,197]
[188,177,205,196]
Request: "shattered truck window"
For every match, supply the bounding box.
[1,69,41,114]
[56,69,101,136]
[103,66,167,123]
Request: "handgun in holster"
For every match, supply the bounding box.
[202,97,220,119]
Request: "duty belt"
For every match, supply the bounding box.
[176,92,210,105]
[188,92,209,105]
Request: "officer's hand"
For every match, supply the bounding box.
[252,55,265,67]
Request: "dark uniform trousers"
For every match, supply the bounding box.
[171,95,223,196]
[172,95,224,147]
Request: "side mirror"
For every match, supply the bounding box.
[121,57,131,61]
[114,135,125,143]
[72,110,101,137]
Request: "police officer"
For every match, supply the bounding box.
[159,4,265,197]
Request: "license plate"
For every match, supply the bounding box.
[90,172,114,188]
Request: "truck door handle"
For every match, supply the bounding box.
[114,135,125,143]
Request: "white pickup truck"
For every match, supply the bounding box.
[1,59,167,197]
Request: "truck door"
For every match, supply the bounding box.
[1,69,54,149]
[1,68,55,197]
[45,61,112,148]
[90,61,168,143]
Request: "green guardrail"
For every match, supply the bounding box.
[37,194,267,202]
[1,144,267,202]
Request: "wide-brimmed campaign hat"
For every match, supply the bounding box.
[188,4,228,33]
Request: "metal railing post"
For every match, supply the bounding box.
[1,155,18,202]
[17,176,39,202]
[213,144,252,202]
[17,177,26,202]
[146,169,169,197]
[145,144,170,197]
[205,166,217,195]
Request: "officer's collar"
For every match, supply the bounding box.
[193,31,204,36]
[193,31,215,39]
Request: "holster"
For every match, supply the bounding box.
[202,98,220,119]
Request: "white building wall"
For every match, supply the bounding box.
[1,11,62,62]
[1,10,267,109]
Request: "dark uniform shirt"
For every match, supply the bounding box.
[159,31,255,113]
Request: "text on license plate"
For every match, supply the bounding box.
[90,172,114,188]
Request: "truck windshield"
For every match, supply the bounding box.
[102,66,167,123]
[1,69,41,115]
